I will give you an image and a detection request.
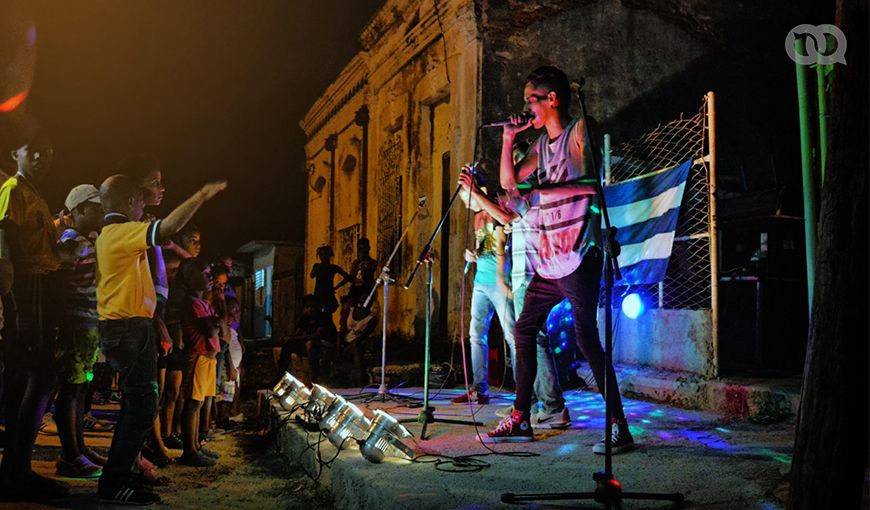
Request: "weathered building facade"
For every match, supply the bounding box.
[301,0,813,377]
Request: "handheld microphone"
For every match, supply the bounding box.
[463,259,473,275]
[481,112,534,128]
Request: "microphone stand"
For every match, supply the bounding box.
[405,182,483,440]
[501,79,684,508]
[361,196,426,404]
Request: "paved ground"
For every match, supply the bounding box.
[0,385,796,510]
[276,386,795,510]
[1,400,332,510]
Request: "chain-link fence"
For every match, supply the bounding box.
[604,94,714,311]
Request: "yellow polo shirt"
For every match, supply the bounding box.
[96,215,161,320]
[0,175,61,275]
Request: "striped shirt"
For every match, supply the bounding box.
[528,117,602,279]
[508,203,540,291]
[59,228,99,328]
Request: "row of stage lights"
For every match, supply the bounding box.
[272,372,416,464]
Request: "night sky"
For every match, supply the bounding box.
[5,0,383,257]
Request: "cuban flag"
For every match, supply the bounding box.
[602,159,692,285]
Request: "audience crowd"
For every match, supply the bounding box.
[0,144,244,504]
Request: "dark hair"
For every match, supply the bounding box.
[99,174,144,214]
[526,66,571,116]
[225,295,240,309]
[117,155,160,182]
[179,257,209,293]
[175,223,200,247]
[316,245,333,259]
[301,294,321,308]
[210,262,228,278]
[358,238,370,248]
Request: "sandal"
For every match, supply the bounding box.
[142,444,172,468]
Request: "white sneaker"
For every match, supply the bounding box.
[532,407,571,429]
[39,412,58,435]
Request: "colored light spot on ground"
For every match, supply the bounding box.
[715,427,731,433]
[756,448,792,464]
[628,425,644,435]
[641,419,651,424]
[556,444,578,456]
[758,502,783,510]
[682,430,735,452]
[657,431,674,440]
[590,205,600,214]
[0,91,28,113]
[649,410,665,417]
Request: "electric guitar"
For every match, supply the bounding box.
[345,305,377,343]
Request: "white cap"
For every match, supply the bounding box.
[64,184,101,211]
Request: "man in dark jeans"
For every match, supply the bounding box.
[95,174,225,504]
[0,140,67,502]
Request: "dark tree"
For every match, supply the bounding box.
[787,0,869,508]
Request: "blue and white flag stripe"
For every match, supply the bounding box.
[602,159,692,285]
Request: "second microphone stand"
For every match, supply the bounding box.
[361,196,427,404]
[405,183,483,440]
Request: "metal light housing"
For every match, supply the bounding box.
[360,409,416,463]
[318,395,349,433]
[307,384,338,422]
[277,375,310,412]
[326,402,370,450]
[273,371,298,397]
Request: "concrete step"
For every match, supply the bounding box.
[579,363,801,422]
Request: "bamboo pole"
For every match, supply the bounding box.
[706,91,720,379]
[795,36,818,314]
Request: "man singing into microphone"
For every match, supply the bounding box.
[484,66,634,454]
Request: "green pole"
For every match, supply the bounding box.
[795,36,817,313]
[815,62,831,183]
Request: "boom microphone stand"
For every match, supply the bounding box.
[501,79,684,508]
[404,182,483,440]
[360,196,428,404]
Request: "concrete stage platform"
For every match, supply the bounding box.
[273,386,794,509]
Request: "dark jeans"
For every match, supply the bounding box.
[98,318,158,490]
[513,248,626,421]
[0,275,58,485]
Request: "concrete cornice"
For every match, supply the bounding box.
[300,0,477,143]
[365,0,472,89]
[299,55,370,139]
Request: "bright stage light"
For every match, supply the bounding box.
[275,373,310,412]
[621,292,645,319]
[326,402,370,450]
[319,395,349,433]
[273,371,298,397]
[307,384,338,422]
[360,409,415,463]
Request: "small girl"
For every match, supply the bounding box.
[310,245,350,314]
